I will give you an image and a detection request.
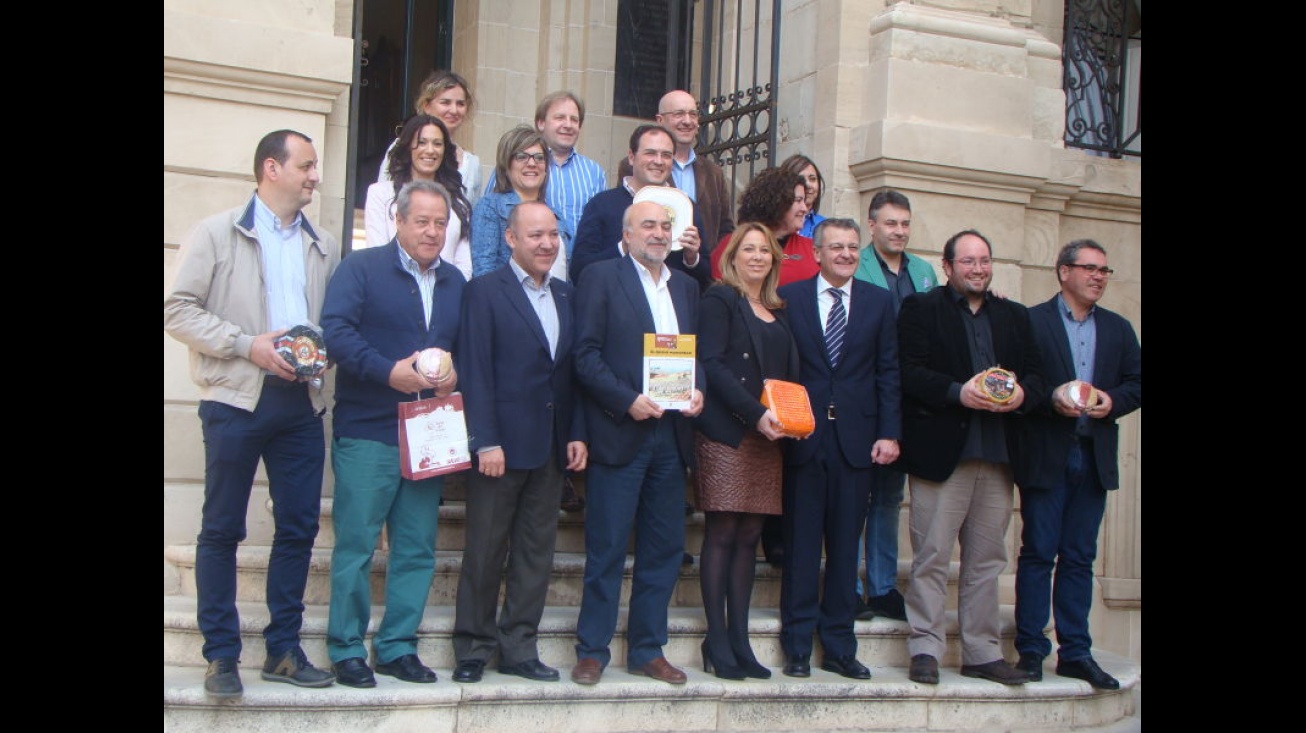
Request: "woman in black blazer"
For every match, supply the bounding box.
[693,223,800,679]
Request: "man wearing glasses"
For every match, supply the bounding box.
[775,219,901,680]
[570,125,709,288]
[1013,240,1141,690]
[617,90,735,254]
[896,229,1046,686]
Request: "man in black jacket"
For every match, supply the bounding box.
[895,229,1045,687]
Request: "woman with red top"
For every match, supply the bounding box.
[711,167,816,286]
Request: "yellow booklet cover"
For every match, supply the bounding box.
[643,333,696,410]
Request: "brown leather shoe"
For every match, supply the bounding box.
[571,658,603,685]
[630,656,687,685]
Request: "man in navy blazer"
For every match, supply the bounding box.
[896,229,1045,687]
[569,125,710,289]
[775,218,902,680]
[569,200,705,686]
[1013,240,1141,690]
[451,202,589,684]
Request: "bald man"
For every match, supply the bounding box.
[570,201,705,686]
[618,89,734,252]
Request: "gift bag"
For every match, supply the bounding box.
[397,392,472,480]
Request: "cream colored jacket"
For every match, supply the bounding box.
[164,194,340,413]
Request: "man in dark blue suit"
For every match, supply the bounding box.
[570,200,705,686]
[775,218,902,680]
[569,124,710,289]
[451,202,589,684]
[1014,240,1141,690]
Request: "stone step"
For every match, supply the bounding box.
[164,544,792,609]
[164,543,950,610]
[165,595,987,671]
[163,651,1139,733]
[315,499,713,556]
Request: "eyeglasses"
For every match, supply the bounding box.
[659,109,700,121]
[1065,263,1114,277]
[821,244,860,254]
[512,152,546,164]
[953,258,993,268]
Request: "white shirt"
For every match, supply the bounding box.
[816,275,852,332]
[631,256,680,333]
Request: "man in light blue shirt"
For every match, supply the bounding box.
[485,91,606,260]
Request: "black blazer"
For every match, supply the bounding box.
[573,255,705,467]
[777,276,902,469]
[1019,295,1141,491]
[693,284,800,447]
[458,265,585,469]
[896,284,1046,483]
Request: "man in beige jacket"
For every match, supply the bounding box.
[164,129,340,700]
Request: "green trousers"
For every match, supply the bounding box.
[326,436,444,664]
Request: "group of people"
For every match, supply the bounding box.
[164,75,1142,701]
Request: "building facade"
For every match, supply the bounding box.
[164,0,1140,663]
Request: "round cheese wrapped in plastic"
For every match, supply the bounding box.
[417,347,453,383]
[1066,380,1100,410]
[273,325,328,379]
[976,367,1017,403]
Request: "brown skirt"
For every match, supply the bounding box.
[694,431,782,515]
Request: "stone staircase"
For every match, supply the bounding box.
[163,472,1140,732]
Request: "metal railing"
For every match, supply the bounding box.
[1063,0,1141,159]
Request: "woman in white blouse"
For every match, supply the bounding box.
[363,114,474,279]
[377,70,482,209]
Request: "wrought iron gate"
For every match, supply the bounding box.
[694,0,782,214]
[1063,0,1141,159]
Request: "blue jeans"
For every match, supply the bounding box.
[575,418,686,669]
[857,465,905,598]
[1015,439,1108,662]
[195,383,325,662]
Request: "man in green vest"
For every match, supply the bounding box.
[851,189,937,621]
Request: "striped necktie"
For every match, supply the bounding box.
[825,287,846,369]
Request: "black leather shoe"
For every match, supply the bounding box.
[333,657,377,688]
[500,659,560,681]
[862,589,908,621]
[909,654,939,684]
[960,659,1028,685]
[452,659,486,683]
[821,654,871,680]
[1017,652,1044,682]
[782,655,810,678]
[560,476,586,512]
[376,653,437,683]
[204,658,243,699]
[1056,658,1120,690]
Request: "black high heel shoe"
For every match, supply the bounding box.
[733,654,771,680]
[701,640,746,680]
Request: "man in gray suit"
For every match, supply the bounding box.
[451,201,588,683]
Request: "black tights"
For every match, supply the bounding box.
[699,510,766,665]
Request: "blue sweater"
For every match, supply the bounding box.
[322,241,465,445]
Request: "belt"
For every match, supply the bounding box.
[263,374,305,389]
[826,404,837,420]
